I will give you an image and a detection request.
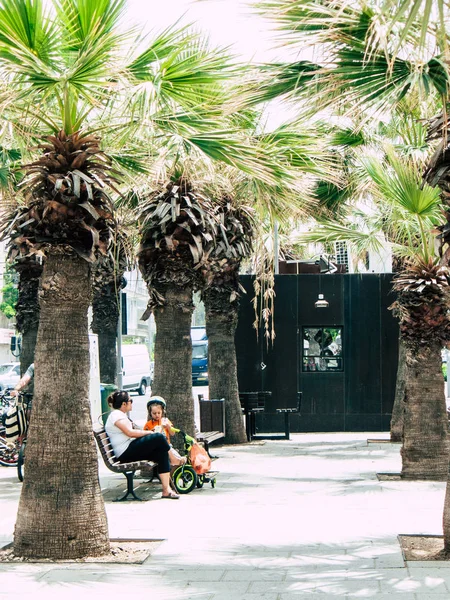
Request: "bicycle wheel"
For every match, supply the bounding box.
[172,465,197,494]
[196,474,205,488]
[17,442,25,481]
[0,438,18,467]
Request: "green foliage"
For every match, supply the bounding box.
[0,268,18,319]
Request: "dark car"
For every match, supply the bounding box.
[192,339,208,385]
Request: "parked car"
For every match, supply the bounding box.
[121,344,152,395]
[191,326,207,341]
[192,339,208,385]
[0,362,21,391]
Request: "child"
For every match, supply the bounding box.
[144,396,186,467]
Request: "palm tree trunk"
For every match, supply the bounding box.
[92,282,121,385]
[14,257,42,374]
[13,253,110,559]
[20,326,38,375]
[401,343,449,480]
[152,284,195,441]
[443,474,450,550]
[390,334,406,442]
[204,291,246,444]
[97,330,118,384]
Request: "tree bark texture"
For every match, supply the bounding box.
[20,326,38,377]
[13,253,110,558]
[443,472,450,551]
[401,343,449,481]
[204,291,246,444]
[92,283,120,385]
[390,334,406,443]
[152,284,195,443]
[97,331,117,384]
[14,257,43,374]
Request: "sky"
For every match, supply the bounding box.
[125,0,281,62]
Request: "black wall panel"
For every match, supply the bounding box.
[236,273,398,432]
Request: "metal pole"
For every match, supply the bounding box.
[117,292,123,390]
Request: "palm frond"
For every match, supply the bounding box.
[294,219,386,262]
[380,0,449,61]
[361,147,441,219]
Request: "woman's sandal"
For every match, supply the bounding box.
[161,491,180,500]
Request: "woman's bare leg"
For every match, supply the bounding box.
[159,472,173,496]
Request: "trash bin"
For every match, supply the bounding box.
[100,383,118,425]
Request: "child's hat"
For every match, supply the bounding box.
[147,396,166,409]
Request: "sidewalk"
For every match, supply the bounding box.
[0,432,449,599]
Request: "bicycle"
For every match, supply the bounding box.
[171,430,218,494]
[0,389,19,467]
[15,392,32,482]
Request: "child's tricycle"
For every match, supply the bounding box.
[171,430,219,494]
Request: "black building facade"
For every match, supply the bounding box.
[236,274,398,432]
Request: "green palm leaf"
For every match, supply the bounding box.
[362,148,441,218]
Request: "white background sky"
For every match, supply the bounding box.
[125,0,282,62]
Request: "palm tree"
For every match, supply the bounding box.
[297,145,450,480]
[201,198,254,444]
[0,0,278,559]
[423,112,450,549]
[137,177,218,438]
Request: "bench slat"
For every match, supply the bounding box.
[93,427,157,474]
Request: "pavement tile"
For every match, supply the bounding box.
[184,581,250,594]
[211,595,278,600]
[415,595,450,600]
[379,575,448,594]
[222,569,286,581]
[408,567,450,579]
[408,561,450,568]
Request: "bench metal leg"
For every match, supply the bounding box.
[284,412,291,440]
[203,439,220,460]
[113,471,143,502]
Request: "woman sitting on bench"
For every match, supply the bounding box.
[105,390,179,499]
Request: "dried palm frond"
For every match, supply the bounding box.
[201,198,254,313]
[137,177,217,318]
[390,259,450,352]
[0,130,118,263]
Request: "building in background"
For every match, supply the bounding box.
[122,268,155,351]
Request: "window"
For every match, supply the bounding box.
[302,327,343,372]
[192,342,208,359]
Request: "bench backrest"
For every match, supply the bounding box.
[93,427,120,472]
[93,426,157,474]
[239,391,267,411]
[199,398,225,436]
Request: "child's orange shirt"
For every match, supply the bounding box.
[143,418,174,443]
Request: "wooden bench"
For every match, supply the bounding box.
[93,426,157,502]
[198,398,225,455]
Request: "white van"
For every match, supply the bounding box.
[121,344,152,395]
